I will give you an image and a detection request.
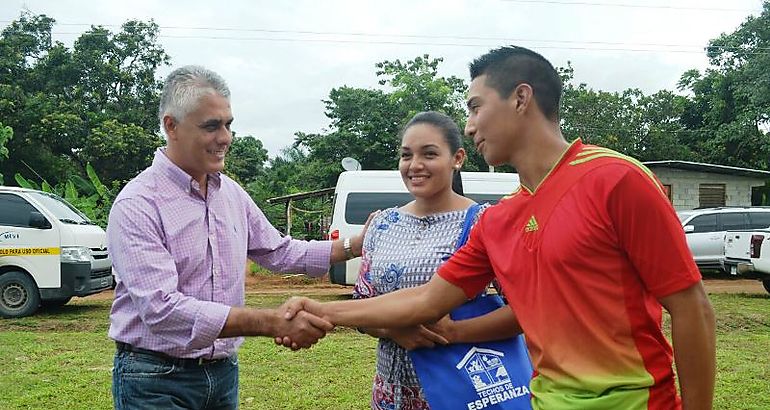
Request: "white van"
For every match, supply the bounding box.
[0,186,112,318]
[327,170,520,285]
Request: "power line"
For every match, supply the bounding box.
[9,21,735,49]
[47,30,770,56]
[498,0,762,12]
[32,23,728,49]
[4,17,769,53]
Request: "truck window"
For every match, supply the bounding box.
[720,212,748,231]
[0,193,40,228]
[345,193,413,225]
[688,214,718,233]
[748,212,770,229]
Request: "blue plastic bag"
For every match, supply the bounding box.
[407,204,532,409]
[408,293,533,410]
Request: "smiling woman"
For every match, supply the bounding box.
[348,111,524,410]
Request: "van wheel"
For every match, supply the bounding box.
[762,278,770,295]
[0,271,41,318]
[41,296,72,308]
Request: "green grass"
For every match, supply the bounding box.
[0,292,768,409]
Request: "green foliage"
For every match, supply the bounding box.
[13,163,114,228]
[0,12,169,188]
[293,55,478,191]
[0,122,12,184]
[225,135,269,185]
[560,65,694,161]
[676,1,770,169]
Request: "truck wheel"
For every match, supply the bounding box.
[762,278,770,295]
[0,271,41,318]
[41,296,72,308]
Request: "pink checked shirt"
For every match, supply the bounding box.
[107,148,331,359]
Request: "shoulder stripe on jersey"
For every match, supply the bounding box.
[501,186,523,201]
[570,147,664,194]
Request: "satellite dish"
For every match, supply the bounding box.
[341,157,362,171]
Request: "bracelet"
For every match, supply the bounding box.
[343,237,355,260]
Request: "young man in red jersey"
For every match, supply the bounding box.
[281,46,716,410]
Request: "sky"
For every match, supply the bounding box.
[1,0,766,158]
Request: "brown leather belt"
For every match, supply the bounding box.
[115,341,229,367]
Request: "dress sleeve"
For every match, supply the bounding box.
[352,210,389,299]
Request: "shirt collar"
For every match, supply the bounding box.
[152,147,222,194]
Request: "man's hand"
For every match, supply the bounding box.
[384,325,450,350]
[272,299,333,351]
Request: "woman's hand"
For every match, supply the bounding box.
[384,325,450,351]
[424,314,457,344]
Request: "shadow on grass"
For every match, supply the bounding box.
[738,293,770,300]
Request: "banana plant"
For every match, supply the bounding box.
[14,163,114,228]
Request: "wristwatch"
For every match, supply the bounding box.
[343,237,355,259]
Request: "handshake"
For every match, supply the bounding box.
[270,296,455,351]
[271,297,328,350]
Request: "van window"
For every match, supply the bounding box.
[0,193,41,228]
[344,192,511,225]
[345,193,414,224]
[720,212,747,231]
[688,214,718,233]
[748,212,770,229]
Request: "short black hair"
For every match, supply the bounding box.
[469,46,562,121]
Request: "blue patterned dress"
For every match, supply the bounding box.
[353,204,487,410]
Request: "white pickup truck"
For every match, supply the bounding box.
[723,230,770,294]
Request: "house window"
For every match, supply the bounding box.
[662,184,673,202]
[699,184,726,208]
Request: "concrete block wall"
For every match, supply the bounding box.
[649,167,765,211]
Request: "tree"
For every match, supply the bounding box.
[0,122,11,184]
[293,55,483,191]
[677,1,770,169]
[224,135,269,185]
[560,65,693,161]
[0,12,169,186]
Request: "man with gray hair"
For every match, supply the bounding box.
[107,65,365,409]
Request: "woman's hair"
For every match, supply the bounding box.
[401,111,465,195]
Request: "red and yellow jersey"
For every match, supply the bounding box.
[438,140,700,409]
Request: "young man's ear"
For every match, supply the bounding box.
[510,83,533,113]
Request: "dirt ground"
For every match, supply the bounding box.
[87,272,766,301]
[243,273,767,295]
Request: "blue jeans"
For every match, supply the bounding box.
[112,349,239,410]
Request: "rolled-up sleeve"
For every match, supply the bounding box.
[244,198,332,277]
[108,198,231,349]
